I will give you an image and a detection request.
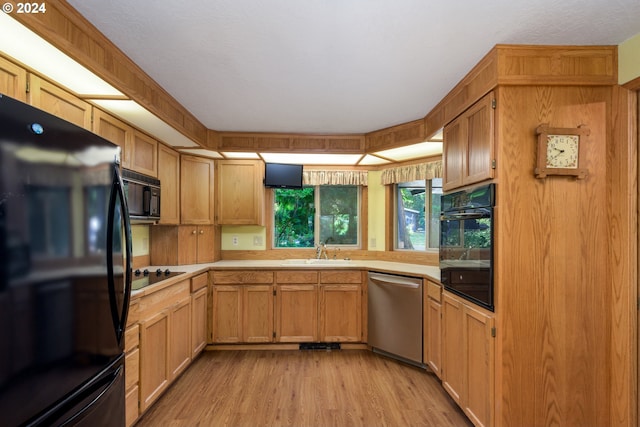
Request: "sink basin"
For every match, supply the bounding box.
[281,258,353,266]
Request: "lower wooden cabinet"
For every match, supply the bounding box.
[139,310,170,412]
[211,271,275,343]
[191,285,208,357]
[168,297,192,379]
[442,291,494,427]
[275,271,319,343]
[124,300,140,427]
[318,271,362,342]
[138,279,192,413]
[424,280,442,378]
[210,269,364,345]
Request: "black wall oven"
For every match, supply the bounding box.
[439,184,495,311]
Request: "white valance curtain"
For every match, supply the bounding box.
[303,170,368,186]
[380,160,443,185]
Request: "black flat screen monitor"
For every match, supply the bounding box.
[264,163,303,189]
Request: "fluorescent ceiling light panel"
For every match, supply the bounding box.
[260,153,363,165]
[374,142,443,161]
[179,148,223,159]
[358,154,392,166]
[222,152,260,159]
[0,14,123,97]
[91,99,200,148]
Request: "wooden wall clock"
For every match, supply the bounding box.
[534,124,590,179]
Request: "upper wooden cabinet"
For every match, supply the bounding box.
[92,108,133,169]
[216,160,264,225]
[181,155,215,224]
[443,91,495,192]
[28,75,92,130]
[0,55,27,102]
[158,144,180,224]
[130,130,158,177]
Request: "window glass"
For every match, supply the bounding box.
[319,186,358,245]
[274,185,360,248]
[395,178,441,250]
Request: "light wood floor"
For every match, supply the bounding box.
[136,350,473,427]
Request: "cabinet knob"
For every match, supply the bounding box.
[192,230,197,234]
[199,230,204,234]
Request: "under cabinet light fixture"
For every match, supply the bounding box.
[0,13,123,97]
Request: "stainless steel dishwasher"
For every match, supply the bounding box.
[367,272,423,366]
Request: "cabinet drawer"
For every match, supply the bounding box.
[124,324,139,352]
[125,347,140,390]
[276,270,318,284]
[427,280,442,302]
[191,272,208,292]
[320,270,361,284]
[212,271,274,284]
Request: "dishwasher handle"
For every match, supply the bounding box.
[368,273,421,289]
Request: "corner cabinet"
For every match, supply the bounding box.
[443,91,495,192]
[216,160,265,225]
[442,291,494,427]
[150,225,215,265]
[181,155,215,225]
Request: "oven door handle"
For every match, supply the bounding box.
[440,212,489,221]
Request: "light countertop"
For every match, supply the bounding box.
[130,259,440,299]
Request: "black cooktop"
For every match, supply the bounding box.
[131,268,185,291]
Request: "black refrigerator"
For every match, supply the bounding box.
[0,94,132,426]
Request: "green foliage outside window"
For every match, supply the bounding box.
[274,186,359,248]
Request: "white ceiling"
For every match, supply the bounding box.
[67,0,640,135]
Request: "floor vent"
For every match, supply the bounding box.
[299,342,341,351]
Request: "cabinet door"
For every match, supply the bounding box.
[168,297,191,380]
[196,225,215,263]
[131,130,158,177]
[243,285,274,343]
[443,117,465,191]
[0,55,27,102]
[216,160,264,225]
[92,108,133,169]
[319,284,361,342]
[28,75,92,130]
[275,285,318,342]
[139,311,170,412]
[464,93,495,186]
[441,293,464,405]
[425,296,442,378]
[191,287,208,357]
[181,155,214,224]
[158,144,180,224]
[212,285,242,343]
[178,226,198,265]
[463,304,494,427]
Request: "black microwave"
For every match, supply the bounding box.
[122,169,160,221]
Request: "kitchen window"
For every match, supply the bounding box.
[395,178,442,250]
[273,185,360,248]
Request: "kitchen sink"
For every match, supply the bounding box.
[281,258,353,266]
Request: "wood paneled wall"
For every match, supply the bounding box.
[494,84,637,427]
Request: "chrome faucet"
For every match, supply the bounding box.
[316,242,329,259]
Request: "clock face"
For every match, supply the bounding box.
[546,134,579,169]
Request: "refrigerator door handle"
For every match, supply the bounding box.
[106,166,133,344]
